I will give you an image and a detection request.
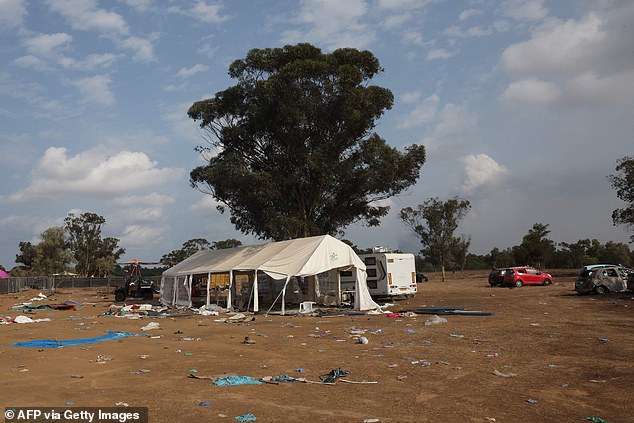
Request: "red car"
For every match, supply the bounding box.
[503,266,553,287]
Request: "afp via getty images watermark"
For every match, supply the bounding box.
[4,407,148,423]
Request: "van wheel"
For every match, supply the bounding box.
[543,279,551,286]
[515,280,523,288]
[595,286,608,295]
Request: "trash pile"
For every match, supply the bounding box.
[104,304,168,318]
[1,315,52,324]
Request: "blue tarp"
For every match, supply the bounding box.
[10,330,146,348]
[213,376,263,386]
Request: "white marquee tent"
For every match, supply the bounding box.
[161,235,380,313]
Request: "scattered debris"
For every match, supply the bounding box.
[492,369,516,378]
[235,413,256,422]
[424,315,448,326]
[140,322,160,331]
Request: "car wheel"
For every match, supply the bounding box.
[595,286,608,295]
[514,279,523,288]
[543,279,551,286]
[114,290,126,302]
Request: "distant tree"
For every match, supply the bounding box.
[488,247,515,269]
[32,227,72,275]
[599,241,632,267]
[15,241,36,271]
[64,212,125,276]
[400,197,471,282]
[557,239,602,268]
[211,239,242,250]
[513,223,555,268]
[161,238,211,266]
[449,235,471,271]
[609,156,634,242]
[464,253,489,270]
[188,43,426,241]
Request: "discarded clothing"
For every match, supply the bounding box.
[320,368,349,383]
[235,414,256,422]
[10,331,146,348]
[213,376,262,386]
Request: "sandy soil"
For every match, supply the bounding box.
[1,270,633,423]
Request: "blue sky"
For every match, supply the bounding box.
[1,0,632,268]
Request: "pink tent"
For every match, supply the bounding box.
[0,269,10,278]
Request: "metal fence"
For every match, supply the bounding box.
[0,276,162,294]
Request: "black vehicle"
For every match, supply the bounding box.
[416,272,429,283]
[488,268,507,286]
[114,260,159,302]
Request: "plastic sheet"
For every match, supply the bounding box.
[10,331,146,348]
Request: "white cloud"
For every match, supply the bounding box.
[459,8,481,21]
[12,55,49,70]
[397,94,439,128]
[426,48,456,60]
[501,77,561,104]
[188,195,221,213]
[433,103,477,137]
[71,74,115,106]
[118,224,164,247]
[502,14,605,76]
[444,24,493,38]
[566,70,634,106]
[377,0,437,11]
[281,0,374,50]
[110,193,175,208]
[501,5,634,106]
[46,0,129,34]
[176,64,209,79]
[10,146,183,202]
[167,1,230,24]
[24,33,72,58]
[58,53,117,71]
[120,35,156,62]
[501,0,548,21]
[0,0,27,30]
[402,30,425,46]
[119,0,154,12]
[460,153,509,193]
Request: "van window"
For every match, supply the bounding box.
[367,269,377,277]
[340,271,353,277]
[365,257,377,266]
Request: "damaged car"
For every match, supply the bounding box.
[575,265,632,294]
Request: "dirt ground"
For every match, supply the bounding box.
[1,270,633,423]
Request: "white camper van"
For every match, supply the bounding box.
[340,250,417,297]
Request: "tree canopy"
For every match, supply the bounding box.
[609,155,634,242]
[188,43,426,241]
[160,238,244,266]
[400,197,471,281]
[64,212,125,277]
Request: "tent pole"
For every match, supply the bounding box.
[253,269,259,313]
[228,271,233,311]
[264,276,289,316]
[282,276,290,315]
[206,272,211,308]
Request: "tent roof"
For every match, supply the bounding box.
[162,235,365,279]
